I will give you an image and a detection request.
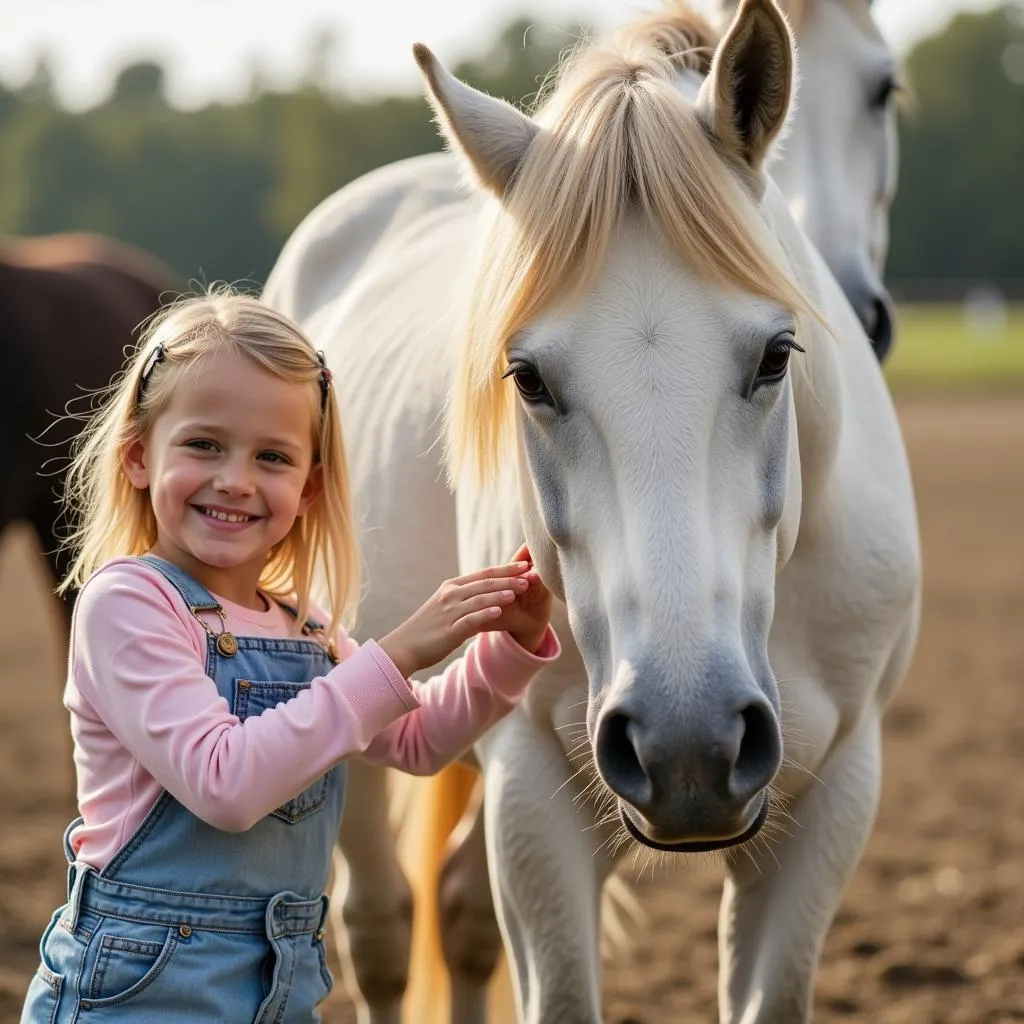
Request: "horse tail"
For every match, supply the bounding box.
[602,874,646,957]
[394,762,480,1024]
[392,764,646,1024]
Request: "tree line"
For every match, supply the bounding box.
[0,6,1020,294]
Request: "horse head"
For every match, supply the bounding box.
[715,0,900,360]
[415,0,823,851]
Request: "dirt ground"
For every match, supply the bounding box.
[0,393,1021,1023]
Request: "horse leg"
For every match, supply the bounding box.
[332,760,413,1024]
[718,710,883,1023]
[477,710,613,1024]
[437,779,503,1024]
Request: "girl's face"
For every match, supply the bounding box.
[124,346,323,607]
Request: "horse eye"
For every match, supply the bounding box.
[503,362,551,403]
[870,75,898,111]
[754,336,803,390]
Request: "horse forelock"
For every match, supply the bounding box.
[610,1,719,77]
[449,32,815,481]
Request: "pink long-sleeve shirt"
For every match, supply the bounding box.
[65,559,559,870]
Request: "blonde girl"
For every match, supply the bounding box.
[22,290,558,1024]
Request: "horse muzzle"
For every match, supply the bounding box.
[618,792,770,852]
[593,687,782,852]
[861,292,895,363]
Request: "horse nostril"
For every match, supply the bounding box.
[729,702,781,803]
[865,295,894,363]
[595,711,651,807]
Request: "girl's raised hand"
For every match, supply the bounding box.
[487,545,553,656]
[378,546,553,678]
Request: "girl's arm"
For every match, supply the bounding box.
[72,563,420,831]
[359,625,559,775]
[358,545,559,772]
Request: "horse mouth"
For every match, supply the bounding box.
[618,794,770,853]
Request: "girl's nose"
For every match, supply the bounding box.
[214,462,255,495]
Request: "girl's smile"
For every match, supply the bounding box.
[123,347,323,606]
[194,504,262,528]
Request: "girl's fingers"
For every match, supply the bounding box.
[453,561,530,585]
[452,576,529,600]
[457,590,517,615]
[452,606,505,638]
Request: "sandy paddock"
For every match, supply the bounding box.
[1,394,1021,1023]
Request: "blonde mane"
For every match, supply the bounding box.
[610,2,718,77]
[448,30,815,481]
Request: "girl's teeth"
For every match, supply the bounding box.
[203,508,251,523]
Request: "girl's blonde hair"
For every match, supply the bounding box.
[60,288,360,634]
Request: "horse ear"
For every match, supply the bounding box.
[413,43,539,198]
[696,0,795,173]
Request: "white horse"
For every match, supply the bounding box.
[733,0,903,359]
[626,0,903,361]
[263,1,920,1021]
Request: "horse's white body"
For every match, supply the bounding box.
[263,3,918,1022]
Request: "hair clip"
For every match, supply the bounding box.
[316,350,332,412]
[136,343,165,407]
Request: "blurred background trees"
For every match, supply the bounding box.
[887,3,1024,292]
[0,4,1020,294]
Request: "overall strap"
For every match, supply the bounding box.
[138,556,330,662]
[136,554,237,658]
[275,600,340,664]
[138,554,221,614]
[275,600,324,634]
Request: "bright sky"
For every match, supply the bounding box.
[0,0,1007,110]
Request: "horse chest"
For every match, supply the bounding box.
[772,507,920,739]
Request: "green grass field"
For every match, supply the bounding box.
[885,303,1024,390]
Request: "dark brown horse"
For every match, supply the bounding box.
[1,233,179,627]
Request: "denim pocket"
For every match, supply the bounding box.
[20,968,62,1024]
[23,909,64,1024]
[80,921,177,1008]
[232,678,331,823]
[22,906,74,1024]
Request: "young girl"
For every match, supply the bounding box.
[21,291,559,1024]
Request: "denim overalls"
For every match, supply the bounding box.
[22,556,346,1023]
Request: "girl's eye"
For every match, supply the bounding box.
[258,451,292,465]
[186,439,217,452]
